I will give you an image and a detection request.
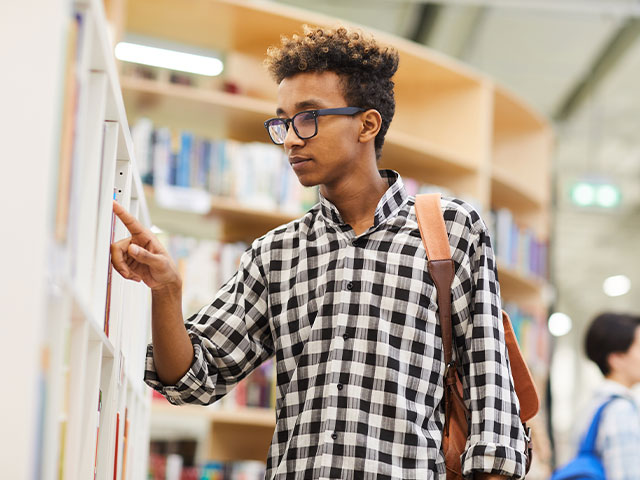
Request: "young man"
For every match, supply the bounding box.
[111,26,527,479]
[579,312,640,479]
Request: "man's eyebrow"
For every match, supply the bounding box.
[276,99,325,116]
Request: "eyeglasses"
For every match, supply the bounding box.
[264,107,365,145]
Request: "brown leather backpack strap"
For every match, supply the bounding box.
[416,194,470,478]
[427,259,455,368]
[415,193,450,261]
[415,194,455,367]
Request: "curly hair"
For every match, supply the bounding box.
[265,25,399,160]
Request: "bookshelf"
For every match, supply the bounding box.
[108,0,554,476]
[1,0,152,478]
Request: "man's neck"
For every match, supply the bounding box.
[320,166,389,235]
[605,373,634,389]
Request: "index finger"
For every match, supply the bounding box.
[113,200,146,235]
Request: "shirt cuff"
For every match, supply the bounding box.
[144,335,217,405]
[461,442,526,479]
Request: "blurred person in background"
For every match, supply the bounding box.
[578,312,640,479]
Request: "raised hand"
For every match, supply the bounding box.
[110,201,182,292]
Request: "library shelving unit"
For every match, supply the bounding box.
[105,0,553,475]
[2,0,152,479]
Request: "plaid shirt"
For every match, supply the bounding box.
[577,380,640,480]
[145,170,527,479]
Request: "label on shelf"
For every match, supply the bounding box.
[155,184,212,214]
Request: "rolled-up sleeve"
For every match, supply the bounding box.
[456,225,527,478]
[144,243,273,406]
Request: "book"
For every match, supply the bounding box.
[113,412,120,480]
[104,189,117,336]
[94,390,102,479]
[121,407,129,480]
[54,13,82,242]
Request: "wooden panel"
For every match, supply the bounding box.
[208,421,274,462]
[498,262,547,304]
[491,85,552,237]
[121,76,274,141]
[393,83,489,164]
[125,0,312,56]
[493,85,547,133]
[492,128,552,201]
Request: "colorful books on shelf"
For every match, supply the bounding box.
[221,359,275,410]
[131,119,318,215]
[503,303,550,376]
[489,207,548,281]
[165,235,248,314]
[148,444,266,480]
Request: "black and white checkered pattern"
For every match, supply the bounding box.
[145,170,527,479]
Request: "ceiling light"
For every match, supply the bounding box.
[595,185,621,208]
[115,42,224,76]
[603,275,631,297]
[570,180,622,208]
[548,312,572,337]
[570,182,595,207]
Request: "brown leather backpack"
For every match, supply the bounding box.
[415,193,539,479]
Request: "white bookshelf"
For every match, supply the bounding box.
[0,0,151,479]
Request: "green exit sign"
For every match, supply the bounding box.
[570,182,621,208]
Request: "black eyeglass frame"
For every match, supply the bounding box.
[264,107,366,145]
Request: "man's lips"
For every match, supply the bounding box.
[289,156,311,165]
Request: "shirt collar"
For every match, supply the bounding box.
[318,170,408,228]
[599,379,635,397]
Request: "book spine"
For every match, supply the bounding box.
[94,390,102,479]
[113,412,120,480]
[104,189,117,336]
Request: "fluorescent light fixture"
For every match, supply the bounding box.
[548,312,572,337]
[115,42,223,76]
[603,274,631,297]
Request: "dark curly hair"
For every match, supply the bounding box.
[265,25,399,160]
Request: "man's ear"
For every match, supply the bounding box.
[607,351,625,373]
[358,109,382,144]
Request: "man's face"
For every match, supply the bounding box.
[621,327,640,386]
[276,71,363,188]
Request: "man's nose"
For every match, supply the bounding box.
[283,124,304,150]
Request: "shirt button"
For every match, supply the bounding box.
[331,433,338,440]
[343,333,349,340]
[346,282,353,290]
[337,384,343,391]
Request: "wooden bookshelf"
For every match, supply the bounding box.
[121,75,274,142]
[497,262,548,304]
[112,0,554,473]
[121,76,484,199]
[4,0,152,478]
[492,85,553,238]
[151,401,275,428]
[144,184,300,242]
